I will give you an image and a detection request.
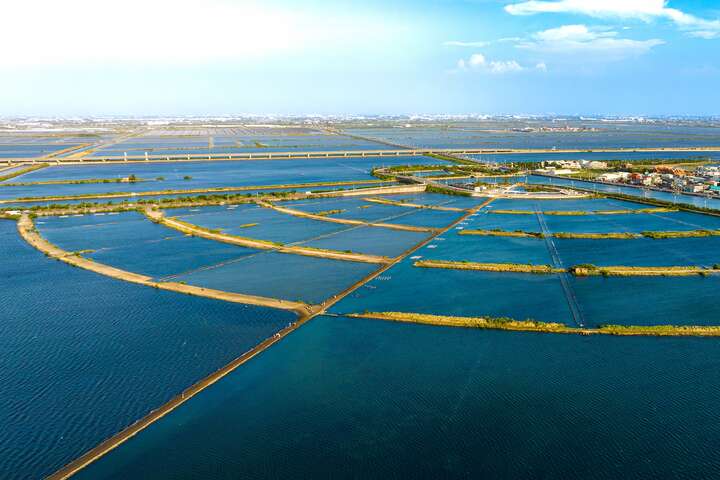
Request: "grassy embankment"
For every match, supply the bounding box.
[489,207,677,215]
[152,213,391,264]
[459,229,545,238]
[0,179,392,205]
[414,259,564,274]
[349,312,720,337]
[0,163,49,182]
[365,196,467,212]
[0,177,152,187]
[463,229,720,239]
[415,259,719,277]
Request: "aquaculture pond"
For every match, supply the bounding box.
[555,237,720,268]
[36,212,259,279]
[172,204,347,245]
[542,210,720,234]
[572,276,720,327]
[7,156,442,187]
[174,251,377,305]
[0,219,296,479]
[349,124,720,150]
[474,150,720,164]
[299,225,430,257]
[0,143,81,159]
[0,182,392,209]
[330,259,573,324]
[90,133,395,157]
[488,197,645,212]
[429,232,552,265]
[76,314,720,479]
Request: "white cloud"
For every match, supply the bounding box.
[518,24,664,59]
[536,62,548,71]
[489,60,525,73]
[505,0,720,38]
[444,41,491,47]
[456,53,528,73]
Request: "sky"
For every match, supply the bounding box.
[2,0,719,116]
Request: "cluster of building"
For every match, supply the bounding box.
[535,160,608,175]
[600,165,720,195]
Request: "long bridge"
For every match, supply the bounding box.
[3,146,720,165]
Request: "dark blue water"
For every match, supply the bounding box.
[76,315,720,479]
[0,220,296,479]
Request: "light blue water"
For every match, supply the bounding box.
[76,314,720,479]
[0,219,296,479]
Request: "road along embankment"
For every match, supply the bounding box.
[17,214,312,314]
[144,208,391,264]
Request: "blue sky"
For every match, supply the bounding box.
[2,0,719,116]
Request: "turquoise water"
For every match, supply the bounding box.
[489,197,644,212]
[330,259,573,324]
[0,220,296,479]
[469,211,543,231]
[556,237,720,267]
[430,232,552,264]
[573,276,720,327]
[544,210,720,234]
[76,315,720,479]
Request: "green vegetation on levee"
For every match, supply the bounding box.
[414,259,563,274]
[0,176,152,187]
[351,311,720,337]
[0,163,49,182]
[459,229,545,238]
[426,185,471,197]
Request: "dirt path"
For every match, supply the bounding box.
[144,208,391,264]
